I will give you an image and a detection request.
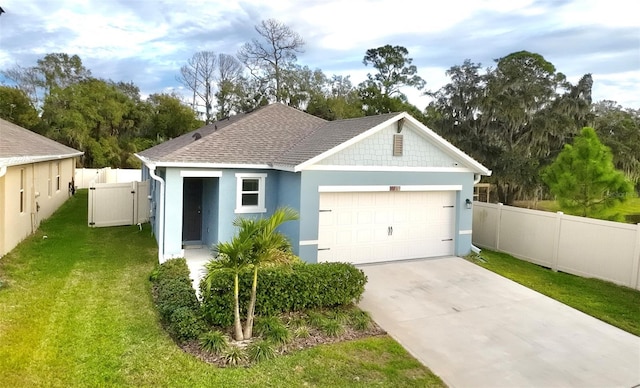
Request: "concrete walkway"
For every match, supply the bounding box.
[358,256,640,388]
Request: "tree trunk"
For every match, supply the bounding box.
[233,273,244,341]
[243,267,258,339]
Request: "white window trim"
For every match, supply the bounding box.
[19,168,25,213]
[48,162,52,197]
[55,162,61,192]
[235,173,267,213]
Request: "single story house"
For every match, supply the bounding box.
[136,103,491,264]
[0,118,83,257]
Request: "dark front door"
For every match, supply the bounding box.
[182,178,203,242]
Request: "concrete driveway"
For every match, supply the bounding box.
[358,256,640,388]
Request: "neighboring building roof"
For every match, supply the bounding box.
[0,118,84,167]
[136,103,491,175]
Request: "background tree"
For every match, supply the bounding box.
[143,93,200,140]
[358,45,425,116]
[1,64,42,108]
[0,86,39,129]
[215,53,244,118]
[237,18,305,103]
[306,75,364,120]
[279,64,327,109]
[542,127,633,218]
[591,101,640,192]
[426,52,593,204]
[36,53,91,96]
[177,51,218,123]
[1,53,90,111]
[362,44,425,97]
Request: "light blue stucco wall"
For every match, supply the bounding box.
[298,170,475,263]
[146,165,475,264]
[275,170,302,255]
[151,167,294,258]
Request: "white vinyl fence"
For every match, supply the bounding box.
[76,167,141,189]
[473,202,640,290]
[88,181,150,227]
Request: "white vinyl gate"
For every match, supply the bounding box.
[88,181,150,227]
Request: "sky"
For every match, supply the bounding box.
[0,0,638,110]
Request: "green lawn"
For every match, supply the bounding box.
[470,250,640,336]
[0,190,443,387]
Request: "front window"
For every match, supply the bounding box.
[235,173,266,213]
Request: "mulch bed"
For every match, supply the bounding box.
[179,317,387,367]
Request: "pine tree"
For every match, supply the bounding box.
[542,127,633,218]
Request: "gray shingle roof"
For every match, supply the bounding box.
[137,103,404,169]
[0,118,83,166]
[138,103,327,165]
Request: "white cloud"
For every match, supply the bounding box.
[0,0,638,109]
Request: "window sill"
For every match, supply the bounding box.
[235,207,267,214]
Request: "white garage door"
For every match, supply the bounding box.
[318,191,456,264]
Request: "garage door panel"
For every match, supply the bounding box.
[318,191,456,264]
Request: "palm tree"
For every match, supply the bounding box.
[238,207,299,339]
[204,229,254,341]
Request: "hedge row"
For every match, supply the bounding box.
[201,262,367,327]
[150,258,206,340]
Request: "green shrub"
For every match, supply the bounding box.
[150,258,205,341]
[320,319,344,337]
[264,325,291,345]
[247,339,276,363]
[254,316,290,345]
[223,345,246,366]
[328,310,350,325]
[169,307,207,341]
[293,325,310,338]
[201,262,367,326]
[156,278,200,321]
[254,316,284,336]
[350,310,373,331]
[199,330,229,354]
[306,311,326,328]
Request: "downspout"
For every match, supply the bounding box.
[471,173,482,254]
[147,164,165,264]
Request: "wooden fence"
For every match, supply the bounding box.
[472,202,640,290]
[88,181,150,227]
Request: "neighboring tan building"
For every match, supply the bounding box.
[0,118,83,257]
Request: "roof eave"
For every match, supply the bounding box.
[133,157,273,170]
[0,152,84,168]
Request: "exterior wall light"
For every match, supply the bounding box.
[465,198,472,209]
